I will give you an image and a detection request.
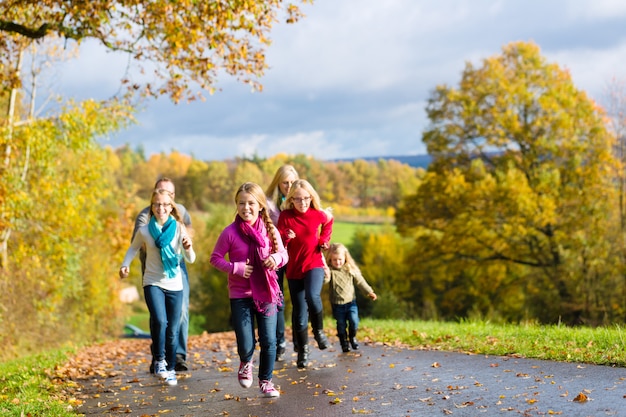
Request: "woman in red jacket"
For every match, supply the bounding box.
[277,179,333,368]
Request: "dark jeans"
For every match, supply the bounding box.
[177,261,190,359]
[331,300,360,335]
[149,261,189,364]
[275,266,286,348]
[288,267,325,333]
[230,298,277,381]
[144,285,183,371]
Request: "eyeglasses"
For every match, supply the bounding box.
[152,203,172,209]
[292,196,311,203]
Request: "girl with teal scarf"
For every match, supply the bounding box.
[120,189,196,387]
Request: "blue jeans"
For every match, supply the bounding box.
[230,298,277,381]
[331,300,360,335]
[288,267,325,333]
[177,261,190,360]
[145,285,183,372]
[275,266,286,348]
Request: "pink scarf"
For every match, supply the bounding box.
[236,216,283,315]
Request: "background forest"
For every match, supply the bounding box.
[2,31,626,360]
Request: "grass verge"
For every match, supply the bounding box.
[359,318,626,366]
[0,348,79,417]
[2,318,626,416]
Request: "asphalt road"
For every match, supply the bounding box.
[76,334,626,417]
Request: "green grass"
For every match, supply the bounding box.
[127,309,150,332]
[359,318,626,366]
[331,221,387,245]
[3,318,626,416]
[0,349,78,417]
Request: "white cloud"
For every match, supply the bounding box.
[42,0,626,161]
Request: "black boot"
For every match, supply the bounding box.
[295,330,309,369]
[276,341,287,362]
[338,333,350,352]
[349,328,359,350]
[311,311,330,350]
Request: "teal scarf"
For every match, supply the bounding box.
[149,215,180,279]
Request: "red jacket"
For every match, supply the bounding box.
[277,208,333,280]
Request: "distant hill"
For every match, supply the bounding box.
[331,154,432,169]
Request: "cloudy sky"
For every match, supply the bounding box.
[55,0,626,161]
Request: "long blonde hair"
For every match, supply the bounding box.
[282,179,324,211]
[325,242,360,275]
[265,165,299,209]
[235,182,280,253]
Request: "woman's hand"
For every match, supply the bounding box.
[182,234,192,250]
[119,266,129,279]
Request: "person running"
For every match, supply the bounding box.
[132,177,193,372]
[325,242,377,352]
[277,179,333,369]
[210,182,287,397]
[265,164,299,361]
[120,189,196,387]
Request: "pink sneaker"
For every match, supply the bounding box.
[238,361,253,388]
[259,379,280,398]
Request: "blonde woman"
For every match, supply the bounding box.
[265,164,299,361]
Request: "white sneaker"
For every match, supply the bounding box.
[164,370,177,386]
[155,360,168,379]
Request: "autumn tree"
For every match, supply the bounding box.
[0,100,133,359]
[396,41,621,324]
[352,228,413,319]
[0,0,311,102]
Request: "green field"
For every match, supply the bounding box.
[331,221,388,245]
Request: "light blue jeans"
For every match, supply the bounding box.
[230,298,277,381]
[145,285,182,372]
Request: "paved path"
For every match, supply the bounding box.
[75,333,626,416]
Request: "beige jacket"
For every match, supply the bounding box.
[327,267,374,305]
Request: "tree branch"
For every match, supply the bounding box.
[0,20,50,39]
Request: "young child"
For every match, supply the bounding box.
[324,243,377,352]
[210,182,287,398]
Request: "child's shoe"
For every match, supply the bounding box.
[276,342,287,362]
[259,379,280,398]
[338,333,350,352]
[238,361,253,388]
[154,360,168,379]
[164,370,177,386]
